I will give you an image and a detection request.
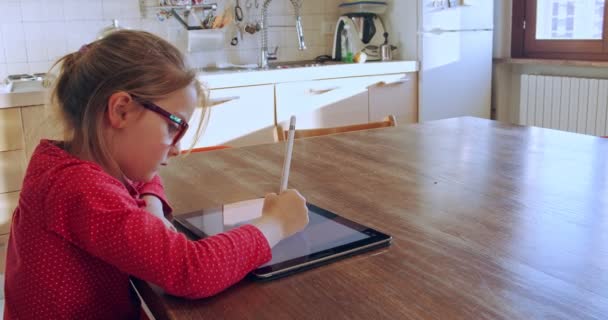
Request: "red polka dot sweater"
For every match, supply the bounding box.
[5,140,272,319]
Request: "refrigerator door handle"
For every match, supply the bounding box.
[419,28,493,35]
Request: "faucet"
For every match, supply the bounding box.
[260,0,306,68]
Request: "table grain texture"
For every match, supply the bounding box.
[134,117,608,320]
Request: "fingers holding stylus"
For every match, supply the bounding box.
[262,189,308,239]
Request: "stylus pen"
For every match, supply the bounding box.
[280,116,296,193]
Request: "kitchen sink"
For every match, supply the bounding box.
[4,73,52,93]
[7,79,46,93]
[199,66,260,73]
[199,59,344,73]
[268,59,344,69]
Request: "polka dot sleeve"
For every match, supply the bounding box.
[43,165,272,299]
[132,175,173,217]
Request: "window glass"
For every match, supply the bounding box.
[536,0,605,40]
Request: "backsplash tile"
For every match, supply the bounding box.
[0,0,342,80]
[0,30,4,65]
[21,0,65,22]
[6,63,29,76]
[46,22,68,61]
[63,0,104,21]
[23,23,47,62]
[0,2,23,24]
[1,23,27,64]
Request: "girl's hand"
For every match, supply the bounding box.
[251,189,309,247]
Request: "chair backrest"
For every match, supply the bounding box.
[180,145,231,154]
[274,115,397,142]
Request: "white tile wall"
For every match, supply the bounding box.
[0,0,343,80]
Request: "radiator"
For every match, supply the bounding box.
[519,74,608,136]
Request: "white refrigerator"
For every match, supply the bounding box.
[418,0,494,122]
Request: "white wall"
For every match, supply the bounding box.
[492,0,608,125]
[383,1,418,60]
[0,0,342,80]
[493,0,511,58]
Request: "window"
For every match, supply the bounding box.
[512,0,608,60]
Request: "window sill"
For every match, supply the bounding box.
[493,58,608,68]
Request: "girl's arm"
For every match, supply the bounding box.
[142,194,176,231]
[132,175,173,219]
[44,169,272,299]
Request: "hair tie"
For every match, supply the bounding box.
[79,44,90,54]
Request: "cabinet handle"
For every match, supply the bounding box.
[368,76,410,88]
[307,87,339,95]
[208,96,240,107]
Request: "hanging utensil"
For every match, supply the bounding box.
[235,0,244,22]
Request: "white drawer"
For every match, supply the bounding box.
[0,150,26,193]
[0,108,24,152]
[181,84,275,149]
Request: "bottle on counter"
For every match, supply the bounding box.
[341,26,354,63]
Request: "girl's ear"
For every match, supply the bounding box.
[107,92,137,129]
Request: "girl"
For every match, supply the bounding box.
[4,30,308,319]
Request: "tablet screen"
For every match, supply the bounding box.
[175,201,391,279]
[259,208,369,266]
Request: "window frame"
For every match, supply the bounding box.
[511,0,608,60]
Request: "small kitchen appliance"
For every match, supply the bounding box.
[332,1,389,62]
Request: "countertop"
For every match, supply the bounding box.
[0,60,418,109]
[197,60,419,89]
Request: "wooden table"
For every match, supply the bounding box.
[134,117,608,319]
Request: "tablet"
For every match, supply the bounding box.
[174,201,392,280]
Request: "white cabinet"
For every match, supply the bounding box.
[275,77,371,130]
[181,84,275,149]
[276,73,418,130]
[0,107,27,243]
[0,191,18,238]
[368,73,418,124]
[0,108,24,151]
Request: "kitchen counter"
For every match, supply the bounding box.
[0,60,418,109]
[0,89,48,110]
[197,60,419,89]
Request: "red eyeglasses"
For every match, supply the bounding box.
[132,95,189,146]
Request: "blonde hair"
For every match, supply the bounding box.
[49,30,208,174]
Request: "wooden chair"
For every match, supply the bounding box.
[180,145,230,154]
[274,115,397,142]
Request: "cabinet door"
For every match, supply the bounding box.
[368,73,418,124]
[275,77,372,130]
[21,105,64,161]
[0,108,24,152]
[181,84,275,149]
[0,150,26,193]
[0,191,18,238]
